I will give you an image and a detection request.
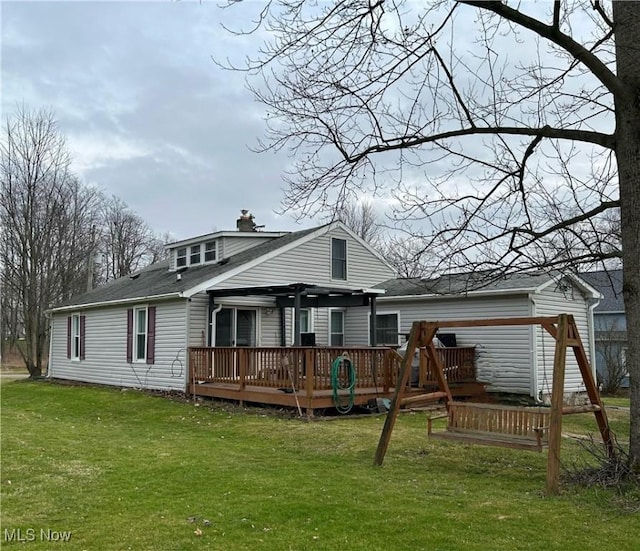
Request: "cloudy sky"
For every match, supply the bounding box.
[2,0,305,240]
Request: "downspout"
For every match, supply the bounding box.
[209,296,222,347]
[529,293,543,404]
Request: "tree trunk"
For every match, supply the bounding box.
[613,1,640,469]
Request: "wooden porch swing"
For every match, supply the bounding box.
[373,315,616,495]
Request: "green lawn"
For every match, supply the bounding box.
[1,380,637,550]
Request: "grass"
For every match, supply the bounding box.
[1,379,638,550]
[602,396,631,408]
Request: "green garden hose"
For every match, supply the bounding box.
[331,355,356,414]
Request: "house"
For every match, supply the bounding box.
[47,213,396,396]
[362,271,602,403]
[48,212,601,411]
[580,269,628,390]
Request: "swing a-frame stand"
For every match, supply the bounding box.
[373,315,616,495]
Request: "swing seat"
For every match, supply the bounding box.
[428,402,550,452]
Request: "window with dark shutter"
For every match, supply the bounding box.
[146,306,156,365]
[79,315,86,360]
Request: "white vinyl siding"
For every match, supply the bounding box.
[214,227,395,291]
[220,235,277,258]
[260,307,281,347]
[49,299,188,391]
[347,295,532,394]
[187,293,209,347]
[533,279,592,398]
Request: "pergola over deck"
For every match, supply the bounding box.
[191,283,480,414]
[206,282,385,346]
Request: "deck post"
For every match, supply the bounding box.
[293,289,302,346]
[305,348,314,417]
[370,295,377,346]
[546,314,568,496]
[238,348,247,390]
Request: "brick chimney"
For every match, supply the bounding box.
[236,209,256,232]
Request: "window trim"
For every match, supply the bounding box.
[329,309,345,347]
[134,306,148,363]
[290,307,314,344]
[71,314,81,360]
[176,247,187,268]
[175,240,219,269]
[204,240,217,263]
[331,237,347,281]
[127,306,155,364]
[189,244,202,265]
[368,311,401,346]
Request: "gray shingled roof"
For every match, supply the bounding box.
[580,270,624,312]
[377,271,568,297]
[54,225,323,309]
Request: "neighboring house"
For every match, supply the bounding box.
[48,215,396,392]
[361,272,601,402]
[581,269,628,390]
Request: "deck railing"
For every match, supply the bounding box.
[189,346,399,393]
[420,346,476,386]
[189,345,476,393]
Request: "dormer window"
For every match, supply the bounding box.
[172,239,219,270]
[204,241,217,262]
[176,247,187,268]
[190,245,201,265]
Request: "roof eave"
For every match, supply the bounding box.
[47,292,185,314]
[378,287,535,302]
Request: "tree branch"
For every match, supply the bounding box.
[347,124,613,164]
[459,0,627,100]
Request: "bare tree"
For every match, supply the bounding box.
[147,231,173,264]
[97,196,161,284]
[378,235,433,279]
[331,200,382,244]
[227,1,640,466]
[0,107,100,377]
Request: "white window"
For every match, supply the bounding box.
[134,307,147,361]
[371,313,400,346]
[300,309,313,333]
[176,247,187,268]
[330,310,344,346]
[291,308,314,343]
[331,238,347,280]
[204,240,217,262]
[71,314,81,360]
[190,244,201,265]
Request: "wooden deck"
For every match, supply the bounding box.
[188,345,477,415]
